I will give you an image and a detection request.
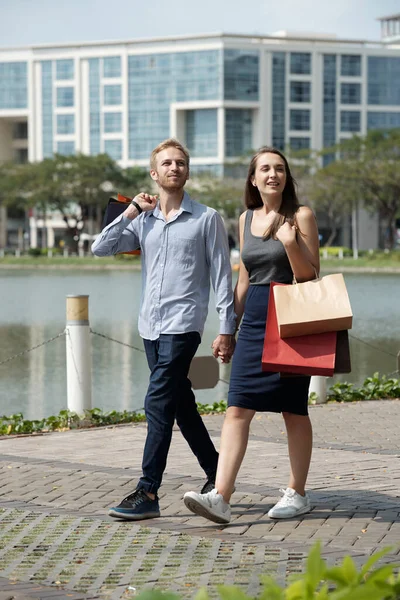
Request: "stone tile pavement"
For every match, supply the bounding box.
[0,400,399,598]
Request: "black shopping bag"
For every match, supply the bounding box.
[101,193,140,256]
[102,193,131,229]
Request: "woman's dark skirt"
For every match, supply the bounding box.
[228,284,310,416]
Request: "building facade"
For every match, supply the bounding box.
[0,20,400,248]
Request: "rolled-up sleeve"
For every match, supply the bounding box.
[205,212,236,335]
[91,215,140,256]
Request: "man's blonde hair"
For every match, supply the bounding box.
[150,138,190,171]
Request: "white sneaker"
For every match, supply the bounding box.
[268,488,310,519]
[184,488,231,524]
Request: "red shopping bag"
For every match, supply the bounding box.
[262,282,337,376]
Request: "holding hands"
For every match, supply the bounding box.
[211,334,236,364]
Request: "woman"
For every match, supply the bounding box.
[183,146,320,524]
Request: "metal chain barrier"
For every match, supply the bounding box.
[90,329,145,354]
[90,328,399,382]
[348,332,399,359]
[0,331,66,367]
[0,328,397,381]
[90,328,231,386]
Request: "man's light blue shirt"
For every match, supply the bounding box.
[92,192,236,340]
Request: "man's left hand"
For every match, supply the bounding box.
[211,334,236,364]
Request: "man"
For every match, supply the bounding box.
[92,138,236,521]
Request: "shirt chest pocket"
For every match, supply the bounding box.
[167,235,197,267]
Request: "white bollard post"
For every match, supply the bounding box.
[66,295,92,413]
[309,376,327,404]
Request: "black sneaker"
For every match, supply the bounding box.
[200,478,236,495]
[108,488,160,521]
[200,477,215,494]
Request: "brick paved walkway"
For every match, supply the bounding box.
[0,400,399,598]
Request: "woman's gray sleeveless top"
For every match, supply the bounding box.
[241,210,293,285]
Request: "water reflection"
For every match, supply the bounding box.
[0,269,399,419]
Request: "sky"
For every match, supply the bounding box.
[0,0,399,48]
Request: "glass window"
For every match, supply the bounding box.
[289,137,310,151]
[57,141,75,155]
[56,114,75,134]
[104,84,122,105]
[41,61,53,158]
[57,86,74,107]
[103,56,122,78]
[323,54,337,163]
[104,139,122,160]
[89,59,101,156]
[13,122,28,139]
[340,111,361,132]
[225,109,253,157]
[127,50,221,159]
[341,55,361,76]
[224,49,259,100]
[190,164,222,177]
[272,52,286,149]
[14,148,28,163]
[367,112,400,130]
[104,112,122,133]
[56,59,74,80]
[341,83,361,105]
[0,61,28,109]
[290,81,311,103]
[368,57,400,105]
[186,109,218,157]
[290,109,310,131]
[290,53,311,75]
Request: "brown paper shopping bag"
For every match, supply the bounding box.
[273,273,353,338]
[262,283,337,376]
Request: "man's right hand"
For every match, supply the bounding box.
[123,193,158,220]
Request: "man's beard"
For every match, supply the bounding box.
[159,176,186,191]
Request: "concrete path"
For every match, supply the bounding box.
[0,400,399,598]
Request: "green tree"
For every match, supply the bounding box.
[332,130,400,249]
[1,154,148,251]
[187,175,245,245]
[306,162,354,247]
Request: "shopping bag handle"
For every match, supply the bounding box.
[292,267,319,285]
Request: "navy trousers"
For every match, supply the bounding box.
[138,332,219,494]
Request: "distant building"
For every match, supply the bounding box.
[1,17,400,249]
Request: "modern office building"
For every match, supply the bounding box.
[0,15,399,248]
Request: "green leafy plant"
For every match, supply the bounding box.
[129,544,400,600]
[0,407,146,436]
[319,246,352,257]
[257,543,400,600]
[0,374,398,437]
[328,374,400,403]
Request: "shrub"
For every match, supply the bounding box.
[28,248,42,257]
[320,246,352,258]
[134,543,400,600]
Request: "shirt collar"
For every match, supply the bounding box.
[152,191,193,220]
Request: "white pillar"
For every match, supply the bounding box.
[30,215,38,249]
[309,376,327,404]
[47,225,55,249]
[66,295,92,413]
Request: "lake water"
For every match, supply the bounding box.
[0,269,399,419]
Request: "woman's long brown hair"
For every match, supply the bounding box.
[244,146,301,239]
